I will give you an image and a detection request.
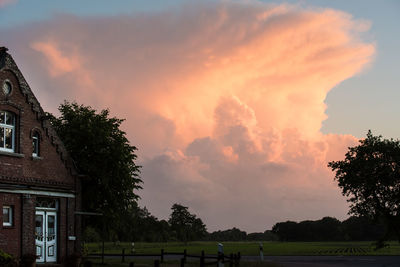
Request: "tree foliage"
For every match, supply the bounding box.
[206,228,247,241]
[116,204,171,242]
[48,102,142,225]
[342,216,384,241]
[328,131,400,247]
[271,216,386,242]
[169,204,207,243]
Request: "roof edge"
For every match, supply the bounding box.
[1,49,79,177]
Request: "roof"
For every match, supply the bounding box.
[0,46,79,177]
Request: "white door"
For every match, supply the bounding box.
[46,212,57,262]
[35,211,57,263]
[35,211,45,263]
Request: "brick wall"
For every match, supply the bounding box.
[0,68,74,186]
[0,193,21,257]
[0,49,81,262]
[21,194,36,256]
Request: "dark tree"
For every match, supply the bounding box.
[342,216,384,241]
[169,204,207,243]
[314,217,343,241]
[272,221,298,241]
[272,218,344,242]
[48,102,141,234]
[206,228,247,241]
[328,130,400,248]
[120,205,171,242]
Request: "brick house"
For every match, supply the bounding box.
[0,47,81,264]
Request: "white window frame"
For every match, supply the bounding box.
[3,205,13,227]
[0,111,15,152]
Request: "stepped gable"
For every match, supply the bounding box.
[0,47,78,179]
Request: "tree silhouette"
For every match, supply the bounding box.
[169,204,206,243]
[328,130,400,248]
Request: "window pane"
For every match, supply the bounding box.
[36,198,57,209]
[33,135,39,156]
[48,216,55,235]
[35,215,43,235]
[3,207,12,226]
[5,128,13,149]
[0,111,4,124]
[0,128,4,148]
[5,112,14,125]
[3,207,10,223]
[33,139,37,154]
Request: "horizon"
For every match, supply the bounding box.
[1,0,399,232]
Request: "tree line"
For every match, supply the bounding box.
[51,102,400,246]
[271,216,392,242]
[82,203,207,243]
[83,211,393,243]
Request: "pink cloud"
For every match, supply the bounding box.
[3,2,374,231]
[0,0,16,8]
[31,41,80,76]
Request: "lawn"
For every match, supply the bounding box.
[84,241,400,256]
[86,258,280,267]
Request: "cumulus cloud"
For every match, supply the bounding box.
[2,1,374,231]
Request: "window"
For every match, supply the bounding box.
[0,111,15,152]
[36,198,57,209]
[32,131,40,157]
[3,206,13,227]
[2,81,12,96]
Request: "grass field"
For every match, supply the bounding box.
[86,258,280,267]
[85,241,400,256]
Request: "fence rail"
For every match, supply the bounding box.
[86,249,241,266]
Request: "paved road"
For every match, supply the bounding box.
[242,255,400,267]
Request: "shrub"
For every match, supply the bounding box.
[0,249,17,266]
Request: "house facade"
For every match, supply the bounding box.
[0,47,81,264]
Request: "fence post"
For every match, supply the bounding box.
[180,258,185,267]
[259,242,264,261]
[200,250,205,267]
[229,254,233,267]
[154,259,160,267]
[161,249,164,263]
[237,252,241,265]
[131,242,135,254]
[101,240,105,265]
[218,243,224,267]
[129,262,135,267]
[102,218,105,265]
[122,248,125,263]
[183,249,187,263]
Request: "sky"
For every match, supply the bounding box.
[1,0,399,232]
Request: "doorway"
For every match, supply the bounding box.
[35,199,58,263]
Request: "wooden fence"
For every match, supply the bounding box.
[86,249,241,266]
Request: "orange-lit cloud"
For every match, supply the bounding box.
[31,41,80,76]
[3,2,374,231]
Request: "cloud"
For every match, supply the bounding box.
[31,41,81,77]
[0,0,16,8]
[2,1,374,231]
